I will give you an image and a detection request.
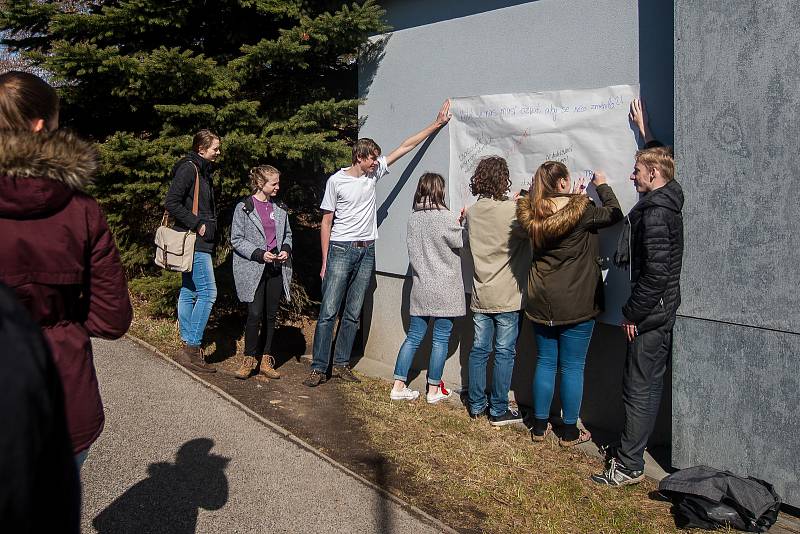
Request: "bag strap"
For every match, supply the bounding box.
[190,162,200,216]
[160,161,201,227]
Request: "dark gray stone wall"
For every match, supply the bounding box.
[672,317,800,505]
[675,0,800,333]
[674,0,800,506]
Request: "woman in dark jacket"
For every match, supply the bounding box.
[0,71,132,462]
[164,129,220,373]
[517,161,622,446]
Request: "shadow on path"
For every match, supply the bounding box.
[92,438,230,534]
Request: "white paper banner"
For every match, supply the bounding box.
[448,84,641,324]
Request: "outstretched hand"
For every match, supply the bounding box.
[435,99,452,128]
[629,98,649,140]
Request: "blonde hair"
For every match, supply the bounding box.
[248,165,280,193]
[635,146,674,181]
[0,71,59,131]
[528,161,572,251]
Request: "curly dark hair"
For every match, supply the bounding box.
[469,156,510,200]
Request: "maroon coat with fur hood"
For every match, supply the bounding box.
[0,129,132,454]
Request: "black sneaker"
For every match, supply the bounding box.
[469,408,487,420]
[302,369,327,387]
[591,458,644,486]
[488,408,523,427]
[531,418,551,442]
[332,364,361,383]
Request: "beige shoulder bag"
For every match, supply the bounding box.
[154,164,199,272]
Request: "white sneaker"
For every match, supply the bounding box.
[390,387,419,401]
[426,389,452,404]
[426,381,452,404]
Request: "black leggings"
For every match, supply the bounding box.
[244,266,283,356]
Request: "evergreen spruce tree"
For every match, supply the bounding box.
[1,0,387,315]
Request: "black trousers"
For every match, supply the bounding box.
[244,265,283,357]
[617,322,672,471]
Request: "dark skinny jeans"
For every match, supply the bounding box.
[244,264,282,356]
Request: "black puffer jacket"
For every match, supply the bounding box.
[620,179,684,333]
[164,152,218,254]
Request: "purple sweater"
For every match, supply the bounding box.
[253,196,277,250]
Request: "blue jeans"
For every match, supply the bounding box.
[468,311,520,417]
[393,316,455,385]
[178,251,217,347]
[75,449,89,470]
[532,319,595,425]
[311,242,375,372]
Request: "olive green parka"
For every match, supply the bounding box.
[516,184,622,326]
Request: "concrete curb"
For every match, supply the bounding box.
[124,334,458,534]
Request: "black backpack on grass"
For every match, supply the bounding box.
[658,466,781,531]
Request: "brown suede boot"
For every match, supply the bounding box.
[258,354,281,379]
[179,344,216,374]
[234,355,259,379]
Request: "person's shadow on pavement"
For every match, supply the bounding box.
[92,438,230,534]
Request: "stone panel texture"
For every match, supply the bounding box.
[675,0,800,333]
[675,0,800,506]
[672,317,800,506]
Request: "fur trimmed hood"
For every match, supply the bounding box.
[516,194,591,243]
[0,130,97,218]
[0,129,97,189]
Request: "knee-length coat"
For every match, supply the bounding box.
[231,196,292,303]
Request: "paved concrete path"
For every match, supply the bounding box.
[80,337,445,534]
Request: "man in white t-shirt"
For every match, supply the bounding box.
[304,101,452,387]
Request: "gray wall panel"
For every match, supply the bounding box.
[675,0,800,333]
[675,0,800,506]
[672,316,800,506]
[360,0,668,276]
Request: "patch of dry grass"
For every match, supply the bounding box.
[129,304,731,533]
[339,376,723,534]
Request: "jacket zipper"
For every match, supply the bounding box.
[627,214,632,282]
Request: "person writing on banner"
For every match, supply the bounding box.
[303,101,452,387]
[516,162,622,445]
[231,165,293,381]
[389,173,465,403]
[0,71,132,469]
[592,145,682,486]
[464,156,532,425]
[165,129,221,374]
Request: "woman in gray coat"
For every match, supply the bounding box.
[390,173,466,403]
[231,165,293,380]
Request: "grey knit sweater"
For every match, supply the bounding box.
[407,207,466,317]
